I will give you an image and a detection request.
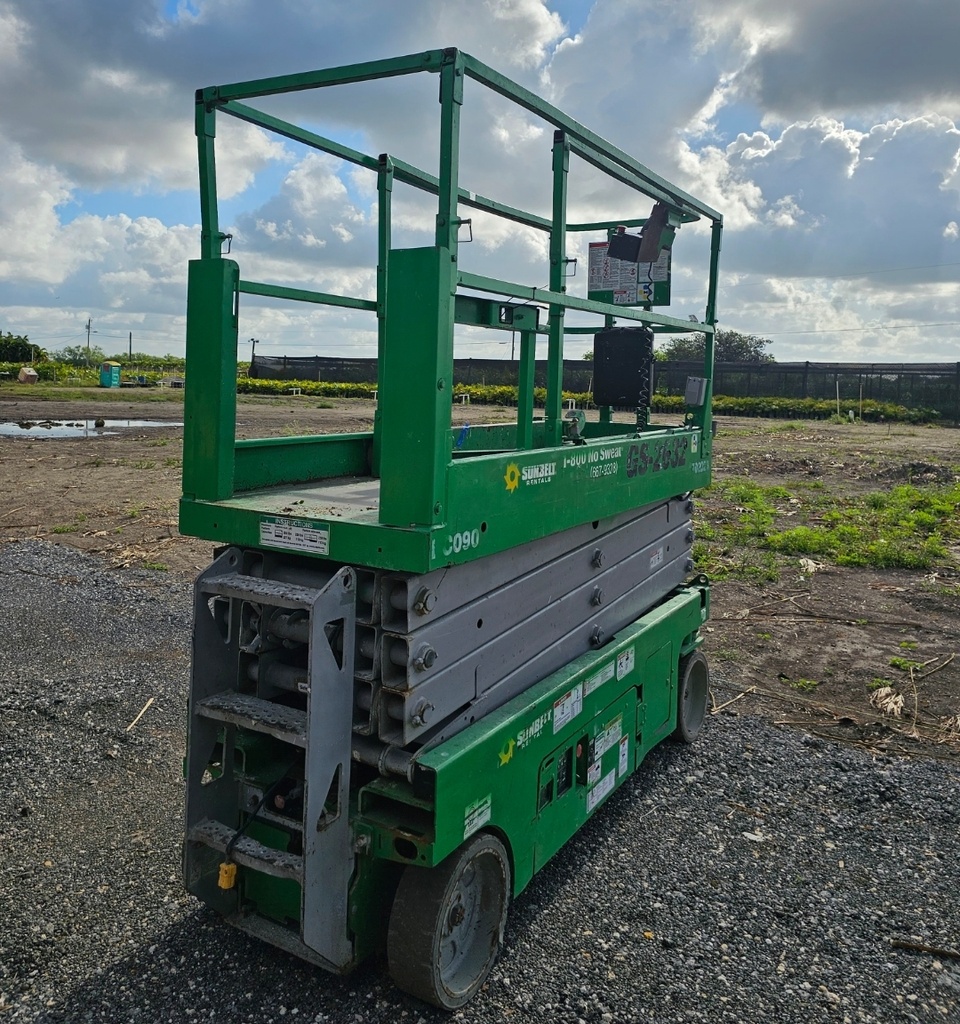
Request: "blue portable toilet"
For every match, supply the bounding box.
[99,361,121,388]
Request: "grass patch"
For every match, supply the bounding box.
[713,479,788,539]
[694,472,959,580]
[0,383,185,404]
[890,656,924,672]
[764,483,959,570]
[762,421,805,433]
[694,480,798,580]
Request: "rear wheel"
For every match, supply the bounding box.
[387,832,511,1009]
[673,650,709,743]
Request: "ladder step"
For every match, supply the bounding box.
[225,912,342,972]
[201,572,320,610]
[188,819,303,881]
[197,692,308,747]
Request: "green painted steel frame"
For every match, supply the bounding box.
[354,583,708,897]
[181,48,723,573]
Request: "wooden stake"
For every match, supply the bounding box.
[125,696,155,732]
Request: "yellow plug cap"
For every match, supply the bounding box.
[218,861,237,890]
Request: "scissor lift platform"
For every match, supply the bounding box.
[180,47,722,1009]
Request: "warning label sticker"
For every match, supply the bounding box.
[584,662,615,698]
[595,715,623,759]
[463,794,492,840]
[553,683,583,734]
[587,770,616,812]
[260,517,330,555]
[587,242,670,305]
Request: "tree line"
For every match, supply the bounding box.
[583,330,775,364]
[3,326,773,370]
[0,333,185,370]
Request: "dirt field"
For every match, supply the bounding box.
[1,391,957,763]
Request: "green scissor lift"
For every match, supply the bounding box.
[181,48,722,1009]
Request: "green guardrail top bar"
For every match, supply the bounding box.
[458,271,714,334]
[239,280,377,313]
[223,100,381,172]
[202,47,720,224]
[459,52,722,224]
[219,100,552,234]
[568,214,699,233]
[200,50,443,104]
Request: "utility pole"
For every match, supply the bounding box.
[85,317,93,354]
[250,337,258,368]
[128,331,132,360]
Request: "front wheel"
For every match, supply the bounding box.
[673,649,709,744]
[387,832,511,1009]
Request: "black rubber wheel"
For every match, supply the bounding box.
[387,832,511,1009]
[673,650,709,744]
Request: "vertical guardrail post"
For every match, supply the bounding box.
[699,219,722,458]
[183,258,239,501]
[377,50,462,527]
[372,155,394,476]
[546,131,570,446]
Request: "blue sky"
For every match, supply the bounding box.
[1,0,959,362]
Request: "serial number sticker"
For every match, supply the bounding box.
[691,434,699,453]
[587,760,602,786]
[616,647,635,680]
[587,770,616,812]
[618,735,630,778]
[584,662,615,698]
[260,517,329,555]
[553,683,583,734]
[463,793,492,840]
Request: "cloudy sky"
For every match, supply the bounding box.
[2,0,959,363]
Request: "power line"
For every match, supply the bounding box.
[665,259,960,301]
[760,321,960,336]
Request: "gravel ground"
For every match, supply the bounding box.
[1,540,958,1024]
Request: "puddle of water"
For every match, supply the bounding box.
[0,419,183,438]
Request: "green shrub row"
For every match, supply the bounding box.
[708,395,938,423]
[0,359,63,382]
[0,364,942,424]
[233,378,938,422]
[236,377,379,399]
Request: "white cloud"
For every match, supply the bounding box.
[716,0,960,120]
[0,1,29,64]
[2,0,960,361]
[0,141,76,283]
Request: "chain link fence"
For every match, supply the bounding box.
[250,355,960,423]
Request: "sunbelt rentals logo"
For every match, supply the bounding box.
[504,460,556,492]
